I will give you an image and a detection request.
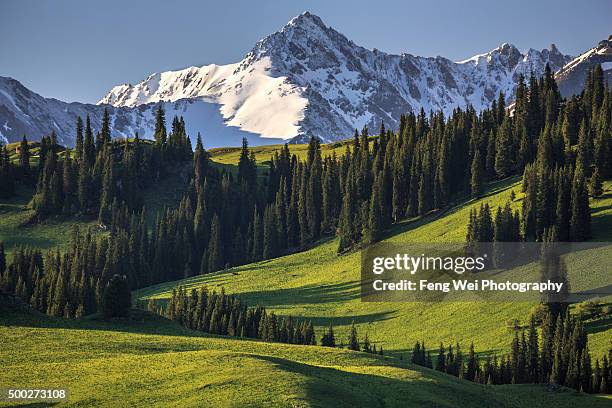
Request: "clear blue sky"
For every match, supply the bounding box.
[1,0,610,103]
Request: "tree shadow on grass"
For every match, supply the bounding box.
[247,354,464,408]
[590,204,612,215]
[584,316,612,336]
[297,311,398,328]
[245,354,603,408]
[237,280,362,307]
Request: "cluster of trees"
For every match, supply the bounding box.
[139,135,336,280]
[466,202,521,244]
[0,145,16,197]
[467,165,594,247]
[466,65,611,248]
[27,107,192,222]
[145,285,316,345]
[320,322,384,355]
[0,237,132,318]
[410,309,611,393]
[0,136,34,198]
[521,164,591,242]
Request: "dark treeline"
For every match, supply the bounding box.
[411,308,612,394]
[142,286,316,345]
[0,222,140,318]
[0,106,192,222]
[30,108,192,222]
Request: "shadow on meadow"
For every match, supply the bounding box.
[245,354,604,408]
[237,280,362,307]
[583,315,612,336]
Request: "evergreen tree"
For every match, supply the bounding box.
[19,135,30,181]
[102,274,131,318]
[589,167,603,197]
[154,105,167,146]
[75,117,84,163]
[348,322,359,351]
[321,324,336,347]
[208,214,224,272]
[470,148,484,198]
[83,114,95,166]
[570,168,591,241]
[495,117,513,178]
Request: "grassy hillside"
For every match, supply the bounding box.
[138,179,612,359]
[1,143,610,406]
[1,308,608,408]
[0,186,98,255]
[208,138,358,165]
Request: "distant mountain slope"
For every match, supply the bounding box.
[555,36,612,96]
[0,76,279,148]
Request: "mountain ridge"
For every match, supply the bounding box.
[1,12,609,147]
[99,11,574,143]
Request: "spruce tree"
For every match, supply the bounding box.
[75,117,84,163]
[570,168,591,241]
[470,148,483,198]
[19,135,30,181]
[589,167,603,197]
[436,343,446,372]
[366,175,383,243]
[495,117,513,178]
[102,274,131,318]
[208,214,224,272]
[348,322,359,351]
[84,114,95,166]
[154,105,167,146]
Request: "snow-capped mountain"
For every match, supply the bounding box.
[0,12,581,147]
[99,12,572,143]
[555,36,612,97]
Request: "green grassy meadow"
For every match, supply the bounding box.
[1,308,609,407]
[1,143,611,406]
[137,179,612,359]
[208,138,356,165]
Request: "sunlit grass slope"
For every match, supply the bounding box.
[1,309,608,408]
[138,179,612,359]
[208,138,356,165]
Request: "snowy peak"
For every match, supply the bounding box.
[99,13,573,143]
[555,36,612,96]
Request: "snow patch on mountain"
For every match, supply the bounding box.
[100,58,308,139]
[0,76,279,148]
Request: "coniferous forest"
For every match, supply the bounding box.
[1,65,611,395]
[1,66,610,312]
